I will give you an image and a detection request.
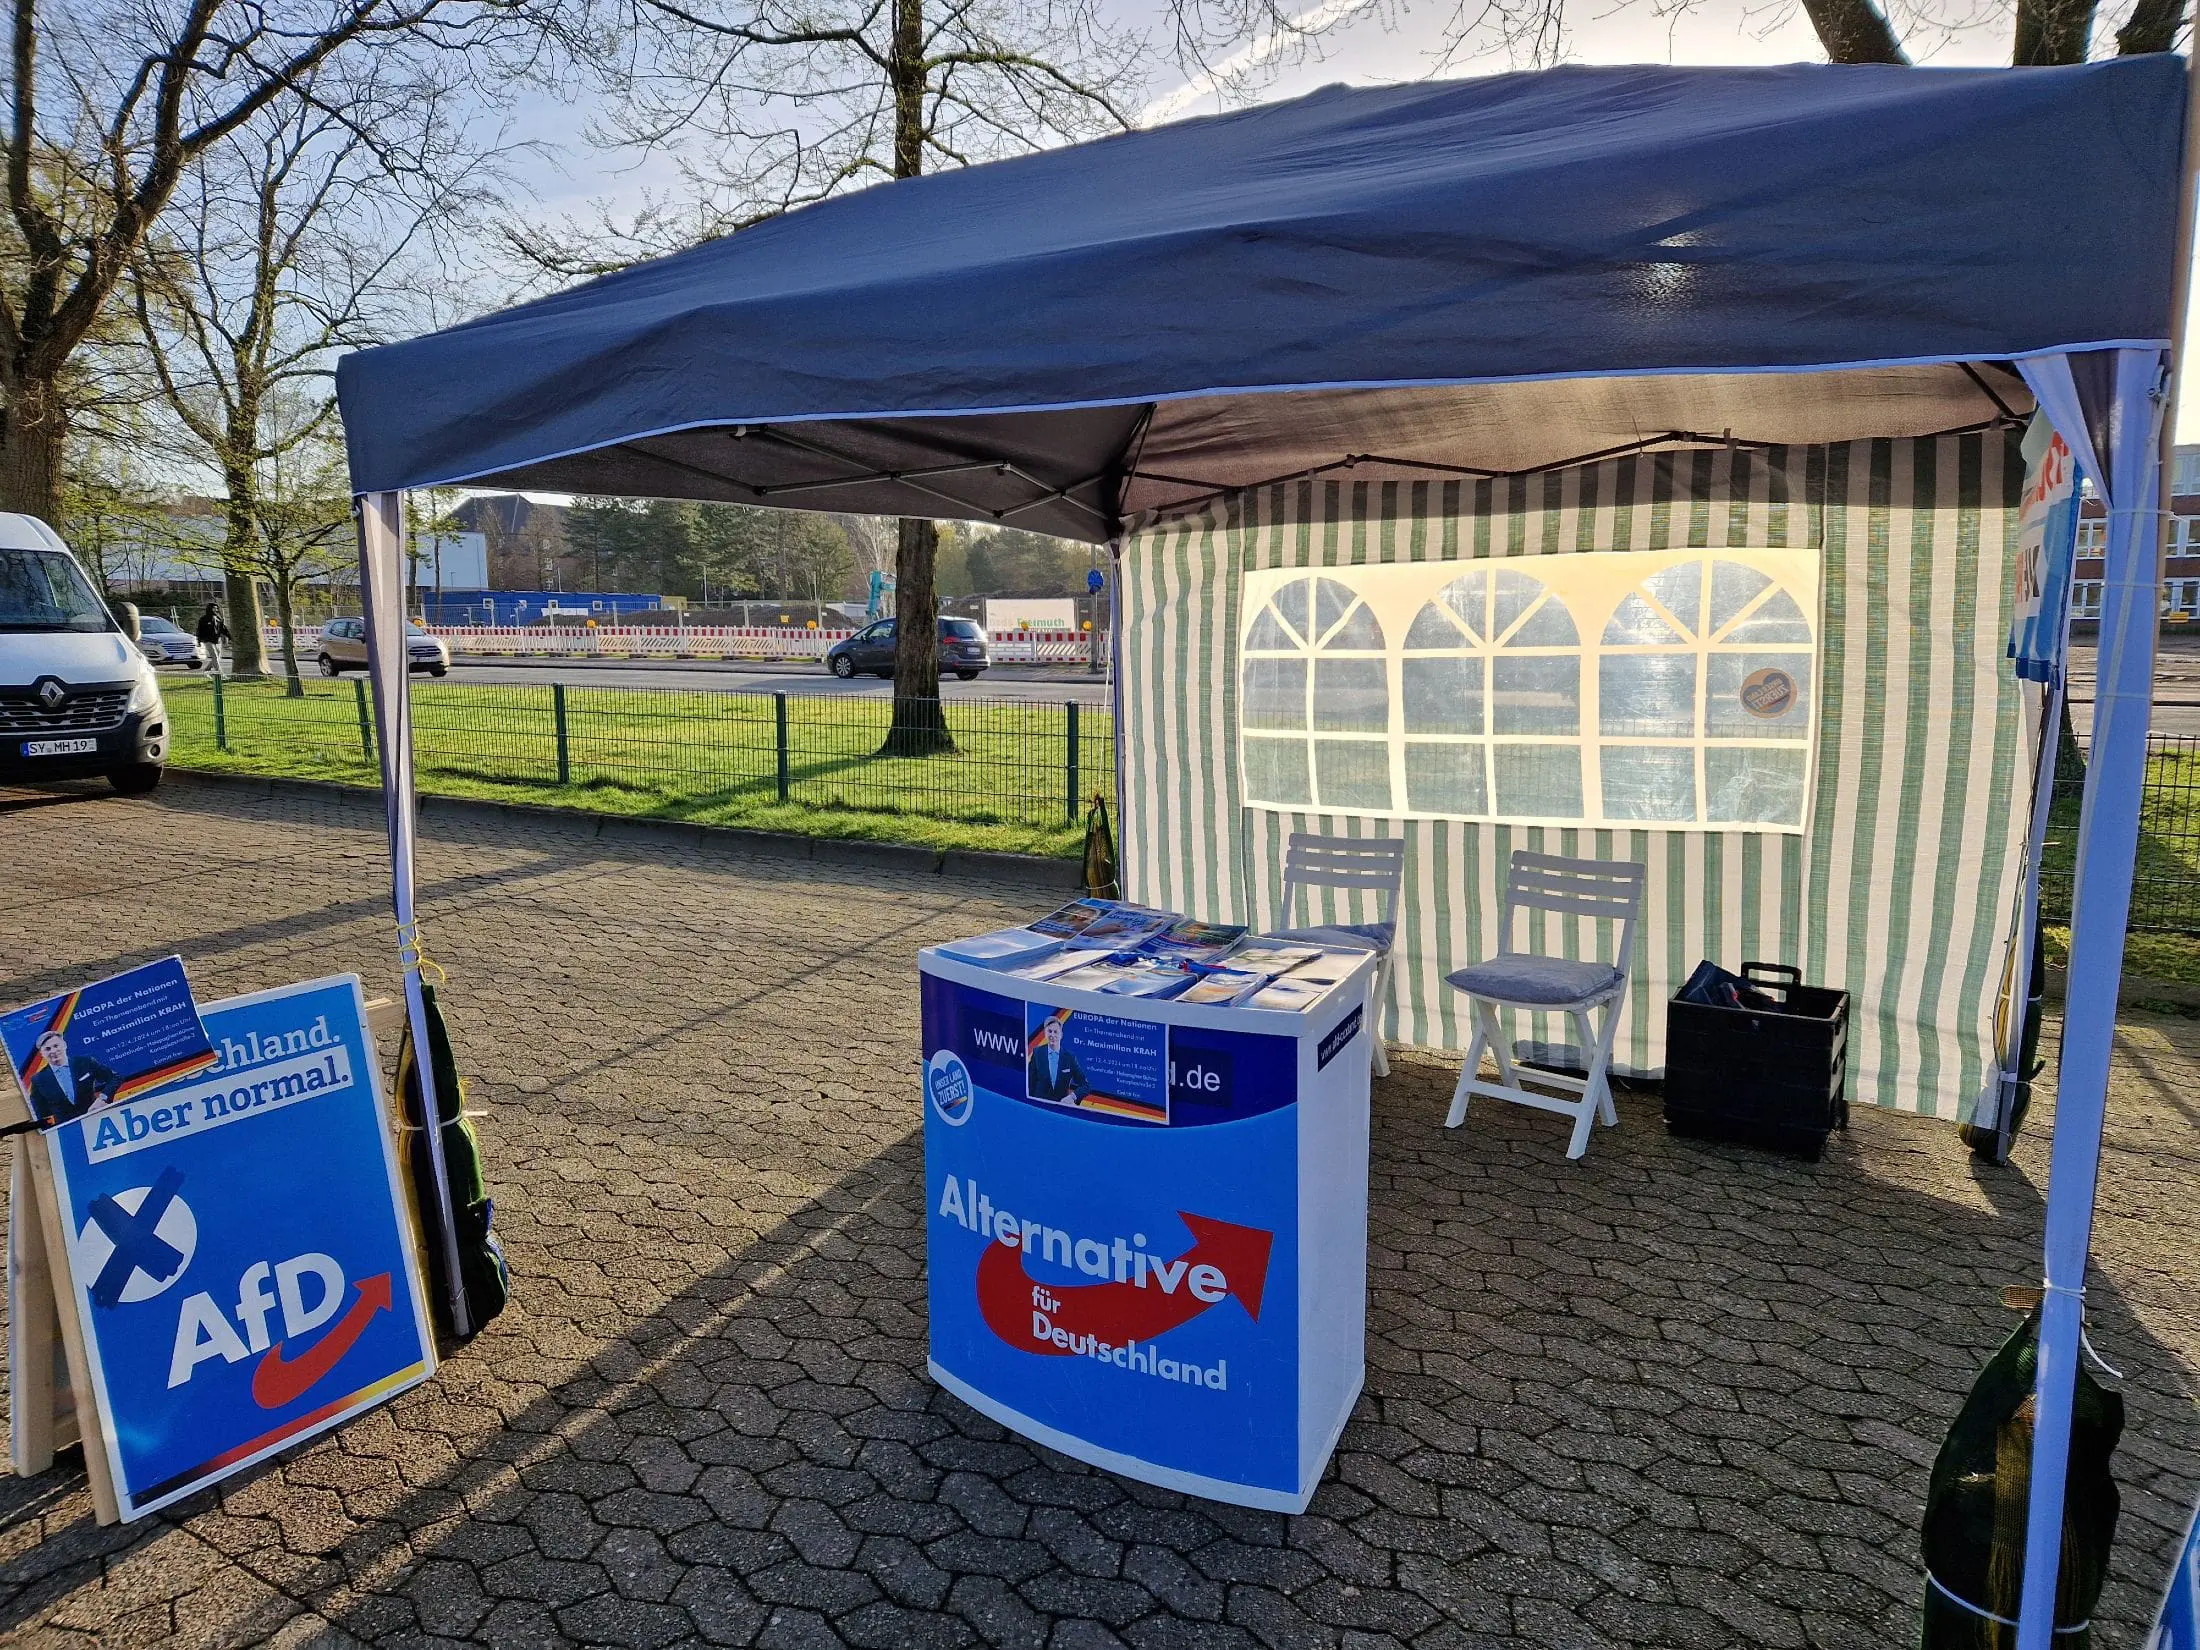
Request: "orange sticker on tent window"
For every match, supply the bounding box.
[1739,667,1797,719]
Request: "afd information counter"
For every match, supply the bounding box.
[919,948,1375,1513]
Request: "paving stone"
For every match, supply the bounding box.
[0,779,2191,1650]
[947,1573,1053,1650]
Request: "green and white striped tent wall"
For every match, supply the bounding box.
[1116,432,2028,1117]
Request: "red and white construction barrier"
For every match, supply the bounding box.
[261,624,1099,665]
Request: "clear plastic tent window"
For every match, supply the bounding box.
[1237,549,1821,830]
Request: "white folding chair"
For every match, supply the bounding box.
[1442,850,1643,1160]
[1270,832,1407,1077]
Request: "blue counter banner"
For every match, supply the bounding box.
[926,973,1305,1498]
[44,975,435,1519]
[3,956,218,1129]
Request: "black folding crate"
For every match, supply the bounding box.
[1664,962,1849,1159]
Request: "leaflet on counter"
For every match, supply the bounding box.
[935,928,1069,970]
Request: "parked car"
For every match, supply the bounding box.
[827,616,990,680]
[136,614,210,670]
[317,617,449,676]
[0,513,166,794]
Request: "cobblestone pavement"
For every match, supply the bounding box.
[0,776,2193,1650]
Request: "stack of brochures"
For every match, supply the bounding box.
[944,906,1368,1012]
[1225,941,1324,975]
[1040,954,1168,993]
[1175,965,1271,1006]
[1138,918,1249,964]
[1027,899,1113,940]
[1013,947,1116,983]
[934,927,1070,970]
[1231,938,1363,1012]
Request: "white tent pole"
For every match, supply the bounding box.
[358,490,473,1339]
[2013,346,2164,1648]
[2014,48,2199,1649]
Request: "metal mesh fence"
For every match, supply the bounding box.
[160,677,1115,839]
[147,681,2200,923]
[2040,732,2200,934]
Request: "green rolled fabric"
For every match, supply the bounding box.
[395,981,511,1345]
[1082,794,1119,901]
[1921,1308,2122,1648]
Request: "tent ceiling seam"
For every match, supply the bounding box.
[1959,362,2025,422]
[726,422,1114,527]
[1132,415,2022,528]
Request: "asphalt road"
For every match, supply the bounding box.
[2066,636,2200,739]
[440,653,1114,704]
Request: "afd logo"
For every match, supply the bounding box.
[167,1251,394,1408]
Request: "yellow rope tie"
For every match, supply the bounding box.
[395,920,450,988]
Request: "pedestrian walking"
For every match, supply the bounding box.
[195,603,230,672]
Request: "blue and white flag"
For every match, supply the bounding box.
[2009,412,2082,686]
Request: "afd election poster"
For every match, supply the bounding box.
[2,956,218,1129]
[2009,415,2081,687]
[42,974,434,1519]
[923,971,1304,1500]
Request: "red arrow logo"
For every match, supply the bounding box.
[976,1213,1272,1355]
[250,1273,393,1409]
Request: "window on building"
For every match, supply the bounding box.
[1238,548,1821,831]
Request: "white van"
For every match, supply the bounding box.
[0,513,166,794]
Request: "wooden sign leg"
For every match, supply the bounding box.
[9,1138,62,1477]
[22,1144,122,1524]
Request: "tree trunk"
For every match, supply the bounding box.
[880,516,955,756]
[220,477,268,678]
[875,0,952,741]
[273,576,304,697]
[0,374,66,523]
[223,569,267,678]
[2117,0,2183,52]
[1797,0,1908,61]
[2013,0,2096,62]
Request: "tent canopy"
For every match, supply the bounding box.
[334,57,2186,541]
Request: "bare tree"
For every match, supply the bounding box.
[129,58,507,680]
[1162,0,2177,92]
[1,0,536,533]
[159,408,355,684]
[534,0,1144,752]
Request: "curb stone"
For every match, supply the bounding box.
[163,767,1082,888]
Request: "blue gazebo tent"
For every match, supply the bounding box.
[335,57,2196,1648]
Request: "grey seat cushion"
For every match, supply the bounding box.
[1273,921,1396,954]
[1445,953,1624,1006]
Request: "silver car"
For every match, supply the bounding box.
[317,617,450,677]
[136,614,209,669]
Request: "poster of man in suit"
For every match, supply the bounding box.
[24,1027,120,1123]
[1,957,217,1130]
[1026,1012,1089,1103]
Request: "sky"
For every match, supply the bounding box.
[495,0,2200,443]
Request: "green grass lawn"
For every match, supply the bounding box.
[162,677,1112,858]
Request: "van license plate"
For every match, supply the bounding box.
[22,738,97,757]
